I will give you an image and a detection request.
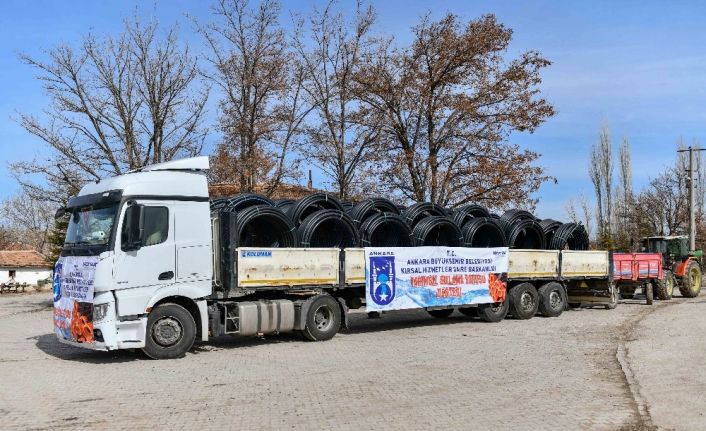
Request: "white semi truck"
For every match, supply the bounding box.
[52,157,615,359]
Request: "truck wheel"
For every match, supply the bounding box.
[645,283,654,305]
[458,307,478,318]
[679,261,702,298]
[427,308,454,318]
[142,303,196,360]
[477,301,509,323]
[538,282,566,317]
[509,283,539,320]
[302,295,341,341]
[654,272,675,300]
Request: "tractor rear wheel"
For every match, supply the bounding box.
[679,260,702,298]
[654,271,675,300]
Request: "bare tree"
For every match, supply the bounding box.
[355,14,554,209]
[14,17,208,204]
[579,193,593,241]
[589,123,614,247]
[292,1,378,199]
[634,167,686,237]
[199,0,310,195]
[614,137,634,250]
[589,145,603,239]
[565,192,593,242]
[0,195,53,253]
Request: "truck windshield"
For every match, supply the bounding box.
[65,204,119,247]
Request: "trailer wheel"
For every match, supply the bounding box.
[509,283,539,320]
[302,295,341,341]
[142,303,196,360]
[538,282,566,317]
[645,283,654,305]
[605,285,618,310]
[679,260,702,298]
[427,308,454,318]
[619,287,635,300]
[654,271,675,300]
[477,301,509,323]
[458,307,478,318]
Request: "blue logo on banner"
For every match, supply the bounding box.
[369,256,395,306]
[53,262,62,302]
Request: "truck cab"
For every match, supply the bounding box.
[54,157,213,357]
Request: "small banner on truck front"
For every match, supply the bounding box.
[365,247,509,311]
[53,256,99,343]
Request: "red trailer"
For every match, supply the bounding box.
[613,253,664,304]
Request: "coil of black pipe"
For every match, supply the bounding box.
[539,219,562,246]
[500,209,536,226]
[224,193,275,212]
[411,216,463,246]
[402,202,448,229]
[274,198,295,215]
[462,217,508,247]
[231,205,297,247]
[359,213,412,247]
[348,197,400,227]
[505,218,546,249]
[210,198,228,212]
[297,209,359,248]
[340,201,354,211]
[549,223,589,250]
[288,193,344,227]
[452,204,491,228]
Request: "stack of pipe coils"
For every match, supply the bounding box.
[211,193,590,251]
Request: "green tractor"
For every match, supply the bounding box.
[642,235,702,299]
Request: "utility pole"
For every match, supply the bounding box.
[677,146,706,251]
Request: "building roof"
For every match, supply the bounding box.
[0,250,51,269]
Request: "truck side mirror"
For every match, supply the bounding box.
[54,207,66,220]
[123,203,145,251]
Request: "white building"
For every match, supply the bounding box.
[0,250,52,286]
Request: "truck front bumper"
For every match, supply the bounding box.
[56,292,147,351]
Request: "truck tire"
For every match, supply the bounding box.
[509,283,539,320]
[477,301,509,323]
[654,271,675,300]
[679,260,702,298]
[427,308,454,318]
[458,307,478,318]
[302,295,341,341]
[537,282,566,317]
[142,303,196,360]
[645,282,654,305]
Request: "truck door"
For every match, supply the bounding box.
[113,202,176,290]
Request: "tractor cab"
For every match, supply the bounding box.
[641,236,690,268]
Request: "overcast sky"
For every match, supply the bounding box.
[1,0,705,220]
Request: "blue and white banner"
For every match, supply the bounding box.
[365,247,509,311]
[53,256,99,343]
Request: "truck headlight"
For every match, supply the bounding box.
[93,303,110,322]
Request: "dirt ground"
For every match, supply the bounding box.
[0,292,703,430]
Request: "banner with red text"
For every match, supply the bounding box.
[365,247,509,311]
[53,256,99,343]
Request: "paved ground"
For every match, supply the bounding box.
[0,292,703,430]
